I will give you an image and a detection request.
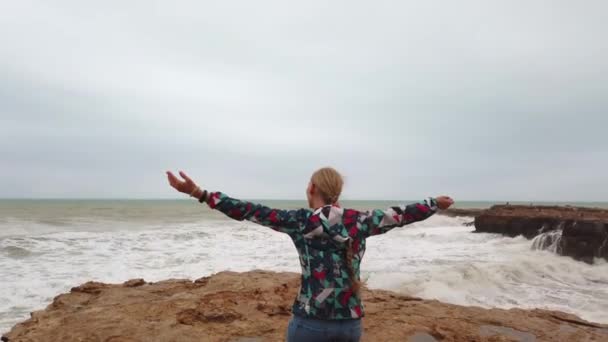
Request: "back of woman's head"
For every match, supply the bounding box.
[311,167,361,293]
[311,167,343,204]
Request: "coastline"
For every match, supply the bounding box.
[3,205,608,341]
[3,270,607,342]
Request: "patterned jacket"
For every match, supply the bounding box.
[207,192,438,320]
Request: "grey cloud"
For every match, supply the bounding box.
[1,1,607,200]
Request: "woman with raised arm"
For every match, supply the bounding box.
[167,167,453,342]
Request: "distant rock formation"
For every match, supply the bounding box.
[3,271,607,342]
[439,208,486,218]
[475,205,608,263]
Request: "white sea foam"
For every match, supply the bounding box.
[1,213,607,333]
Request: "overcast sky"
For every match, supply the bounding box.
[1,1,607,201]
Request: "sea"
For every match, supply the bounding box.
[1,199,608,333]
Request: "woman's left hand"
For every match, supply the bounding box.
[167,170,201,196]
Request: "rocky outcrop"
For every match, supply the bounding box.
[440,208,486,218]
[475,205,608,263]
[3,271,607,342]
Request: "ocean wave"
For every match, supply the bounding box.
[2,215,608,334]
[364,232,608,324]
[1,246,33,259]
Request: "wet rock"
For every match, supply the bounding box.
[123,279,146,287]
[475,205,608,262]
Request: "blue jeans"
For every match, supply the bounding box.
[287,315,362,342]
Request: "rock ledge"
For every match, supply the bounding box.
[3,271,607,342]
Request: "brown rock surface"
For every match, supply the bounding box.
[475,205,608,262]
[3,271,607,342]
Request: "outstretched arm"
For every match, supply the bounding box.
[166,171,309,236]
[355,196,453,238]
[207,192,309,235]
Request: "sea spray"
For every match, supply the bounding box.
[2,204,608,333]
[531,230,563,253]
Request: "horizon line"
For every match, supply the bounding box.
[0,197,606,203]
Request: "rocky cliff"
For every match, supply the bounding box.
[3,271,607,342]
[475,205,608,263]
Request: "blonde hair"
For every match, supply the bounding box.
[310,167,343,204]
[311,167,361,294]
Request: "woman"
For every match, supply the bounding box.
[167,167,453,342]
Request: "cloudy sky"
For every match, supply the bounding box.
[1,1,606,201]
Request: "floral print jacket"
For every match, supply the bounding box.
[206,192,438,320]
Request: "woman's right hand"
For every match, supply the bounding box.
[167,171,202,197]
[436,196,454,210]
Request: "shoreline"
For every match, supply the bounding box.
[3,270,608,342]
[3,204,608,340]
